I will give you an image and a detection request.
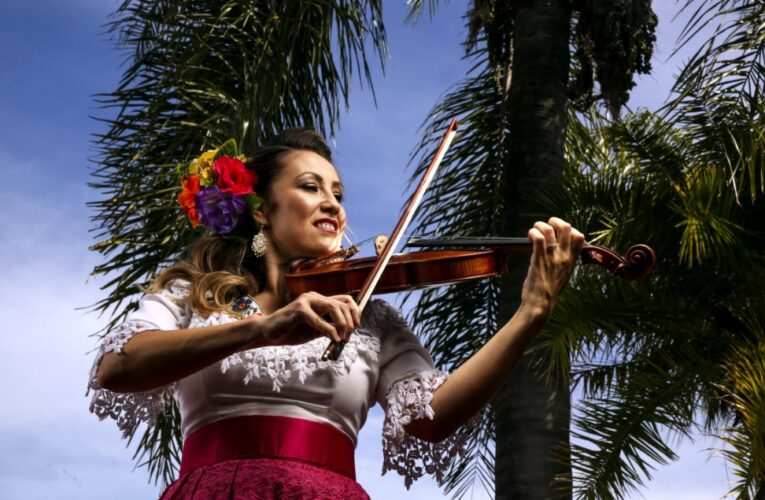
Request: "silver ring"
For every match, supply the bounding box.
[546,244,558,254]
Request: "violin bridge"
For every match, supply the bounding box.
[339,245,360,260]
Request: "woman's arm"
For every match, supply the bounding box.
[97,292,360,393]
[405,218,585,442]
[97,319,262,392]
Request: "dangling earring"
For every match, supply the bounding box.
[251,227,268,257]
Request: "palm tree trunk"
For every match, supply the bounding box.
[494,1,571,498]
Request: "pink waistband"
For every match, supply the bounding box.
[179,415,356,479]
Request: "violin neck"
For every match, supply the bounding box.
[406,236,531,248]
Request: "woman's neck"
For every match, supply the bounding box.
[253,252,292,314]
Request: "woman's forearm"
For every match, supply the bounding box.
[406,302,550,442]
[96,292,360,394]
[96,317,263,393]
[406,218,583,441]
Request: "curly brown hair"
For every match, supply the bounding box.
[150,128,333,317]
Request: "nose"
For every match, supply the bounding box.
[320,191,341,215]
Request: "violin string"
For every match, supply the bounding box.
[342,224,358,248]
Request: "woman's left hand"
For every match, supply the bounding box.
[521,217,585,317]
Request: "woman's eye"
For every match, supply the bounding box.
[300,183,319,192]
[334,193,344,203]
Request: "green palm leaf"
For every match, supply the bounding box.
[672,0,765,200]
[544,104,765,498]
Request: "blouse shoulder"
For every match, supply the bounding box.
[360,299,405,335]
[362,299,433,378]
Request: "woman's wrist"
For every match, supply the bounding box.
[518,299,553,327]
[239,315,269,350]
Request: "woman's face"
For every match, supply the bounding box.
[260,150,346,261]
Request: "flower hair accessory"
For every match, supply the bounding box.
[177,139,264,236]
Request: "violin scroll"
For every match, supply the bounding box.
[580,243,655,281]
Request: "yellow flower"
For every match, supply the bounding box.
[190,150,217,186]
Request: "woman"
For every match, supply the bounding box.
[88,128,585,498]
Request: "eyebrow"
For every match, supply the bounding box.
[295,171,344,190]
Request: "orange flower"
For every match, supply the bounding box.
[178,175,202,227]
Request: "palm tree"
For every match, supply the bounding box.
[403,0,657,498]
[406,0,765,497]
[544,103,765,500]
[543,1,765,497]
[89,0,386,485]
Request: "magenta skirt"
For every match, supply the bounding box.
[160,458,369,499]
[160,415,369,500]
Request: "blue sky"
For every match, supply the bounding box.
[0,1,732,498]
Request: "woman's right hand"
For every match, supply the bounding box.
[251,292,361,347]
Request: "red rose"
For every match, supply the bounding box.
[214,156,258,195]
[178,175,201,227]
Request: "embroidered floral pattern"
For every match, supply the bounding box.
[221,333,381,392]
[160,458,370,499]
[87,281,191,437]
[231,296,264,318]
[381,370,467,488]
[184,294,381,392]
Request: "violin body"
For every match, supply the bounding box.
[286,243,656,299]
[287,249,509,297]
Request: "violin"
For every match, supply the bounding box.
[287,119,655,360]
[285,238,656,298]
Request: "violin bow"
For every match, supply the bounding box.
[322,119,459,361]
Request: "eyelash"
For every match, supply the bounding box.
[300,184,344,203]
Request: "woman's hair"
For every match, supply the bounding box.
[151,128,333,317]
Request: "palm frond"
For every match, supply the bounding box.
[129,397,183,487]
[569,376,694,500]
[671,1,765,200]
[716,338,765,498]
[545,105,765,498]
[674,0,765,105]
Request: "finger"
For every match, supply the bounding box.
[300,306,341,343]
[333,295,361,336]
[333,295,361,330]
[312,296,351,339]
[334,299,355,341]
[528,227,547,262]
[533,221,556,246]
[570,228,585,256]
[549,217,572,254]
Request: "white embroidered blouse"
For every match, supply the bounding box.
[87,280,465,488]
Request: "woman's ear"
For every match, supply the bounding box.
[253,203,269,229]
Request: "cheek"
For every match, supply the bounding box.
[283,191,314,215]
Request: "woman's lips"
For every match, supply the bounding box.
[313,219,338,233]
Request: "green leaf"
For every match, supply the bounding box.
[216,138,239,158]
[244,193,264,217]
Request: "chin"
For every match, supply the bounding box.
[294,242,339,260]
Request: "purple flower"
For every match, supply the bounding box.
[195,186,247,234]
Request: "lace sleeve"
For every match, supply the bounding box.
[365,300,466,488]
[86,280,191,438]
[381,370,467,489]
